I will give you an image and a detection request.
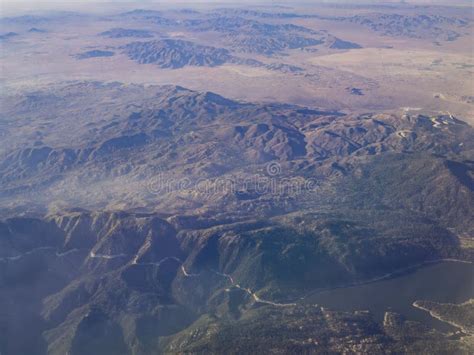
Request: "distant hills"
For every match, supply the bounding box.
[99,28,154,39]
[28,27,47,33]
[75,50,115,59]
[333,13,470,42]
[184,16,361,55]
[0,32,18,40]
[122,39,233,68]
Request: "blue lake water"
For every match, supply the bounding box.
[305,261,474,332]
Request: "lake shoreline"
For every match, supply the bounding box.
[302,258,473,298]
[412,301,472,335]
[296,259,474,333]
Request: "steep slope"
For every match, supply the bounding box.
[0,208,471,354]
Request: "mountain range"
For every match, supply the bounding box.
[1,81,473,354]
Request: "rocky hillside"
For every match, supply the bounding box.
[336,13,470,42]
[0,206,470,354]
[1,82,473,232]
[184,16,360,55]
[122,39,234,68]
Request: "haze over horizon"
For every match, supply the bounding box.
[1,0,472,14]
